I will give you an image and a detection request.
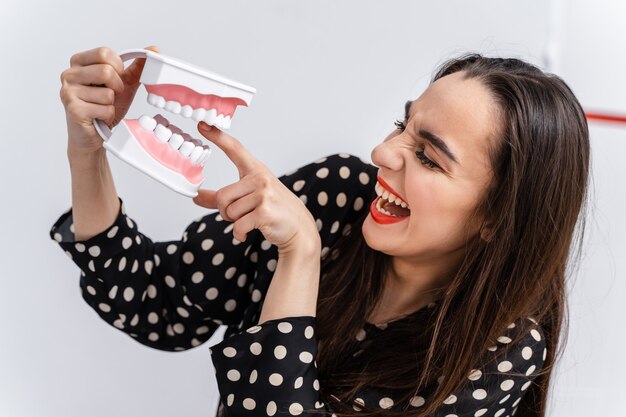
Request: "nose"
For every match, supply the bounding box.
[370,133,404,172]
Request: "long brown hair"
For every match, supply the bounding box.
[309,53,590,416]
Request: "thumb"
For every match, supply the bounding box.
[193,189,218,209]
[123,45,160,84]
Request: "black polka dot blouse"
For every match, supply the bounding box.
[50,153,546,417]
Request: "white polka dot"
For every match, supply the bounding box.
[274,345,287,359]
[304,326,314,339]
[225,299,237,312]
[227,393,234,406]
[359,172,370,184]
[355,328,366,341]
[147,285,157,298]
[410,396,425,407]
[499,394,511,404]
[330,221,339,234]
[98,303,111,313]
[212,253,224,265]
[144,260,153,274]
[336,193,347,207]
[487,345,498,352]
[123,287,134,302]
[246,325,262,334]
[131,260,139,273]
[121,237,132,249]
[267,259,277,272]
[379,397,394,409]
[148,312,158,324]
[205,287,218,300]
[495,408,506,417]
[136,236,142,245]
[521,380,531,391]
[339,166,350,179]
[75,243,85,252]
[126,217,134,228]
[474,409,487,417]
[313,379,319,390]
[225,267,237,279]
[201,239,214,251]
[299,351,313,363]
[501,379,515,391]
[299,194,307,204]
[197,222,206,233]
[277,322,293,333]
[86,285,96,296]
[148,332,159,341]
[107,285,118,299]
[526,364,536,376]
[192,271,204,283]
[261,240,272,250]
[468,369,482,381]
[353,197,364,211]
[166,244,177,254]
[444,394,457,404]
[173,323,184,334]
[88,260,95,272]
[118,257,127,271]
[294,376,303,389]
[531,328,542,341]
[316,167,329,178]
[182,251,194,264]
[543,347,547,361]
[237,274,247,288]
[269,373,283,386]
[353,398,364,411]
[522,346,533,360]
[498,360,513,372]
[249,342,262,355]
[266,401,277,416]
[88,246,101,257]
[165,275,176,288]
[104,258,112,268]
[317,191,328,206]
[242,398,256,410]
[472,389,487,400]
[512,397,521,407]
[251,289,262,302]
[315,218,323,231]
[293,180,305,192]
[289,403,303,415]
[177,307,189,318]
[227,369,241,381]
[497,336,512,344]
[107,226,119,238]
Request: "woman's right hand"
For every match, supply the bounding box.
[59,45,160,156]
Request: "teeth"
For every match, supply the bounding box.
[179,141,195,157]
[375,181,410,210]
[168,133,184,150]
[155,96,166,108]
[199,147,211,164]
[164,100,182,114]
[382,190,390,200]
[400,201,407,208]
[222,116,232,129]
[388,194,396,203]
[189,146,204,163]
[215,114,225,128]
[203,109,217,125]
[147,93,160,107]
[181,105,193,118]
[139,115,157,131]
[154,124,172,142]
[192,108,207,122]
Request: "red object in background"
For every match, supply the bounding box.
[585,111,626,125]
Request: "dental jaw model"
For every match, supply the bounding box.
[93,49,256,197]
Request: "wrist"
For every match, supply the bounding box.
[67,145,106,172]
[277,230,321,258]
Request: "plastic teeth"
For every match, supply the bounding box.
[146,93,232,130]
[374,181,409,209]
[138,114,210,164]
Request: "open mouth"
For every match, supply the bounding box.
[369,179,411,224]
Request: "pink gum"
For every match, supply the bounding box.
[124,119,204,184]
[144,84,247,117]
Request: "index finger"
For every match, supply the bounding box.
[198,121,261,177]
[70,47,124,77]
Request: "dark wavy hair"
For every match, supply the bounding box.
[308,53,590,417]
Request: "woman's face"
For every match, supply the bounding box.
[362,71,500,270]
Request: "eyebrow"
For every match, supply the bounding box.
[404,100,459,164]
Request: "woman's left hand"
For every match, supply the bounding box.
[192,122,321,254]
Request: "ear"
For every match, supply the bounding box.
[479,221,494,242]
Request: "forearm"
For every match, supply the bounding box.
[258,238,322,324]
[68,146,120,241]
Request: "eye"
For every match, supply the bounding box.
[394,119,406,131]
[415,149,440,169]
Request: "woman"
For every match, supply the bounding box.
[51,45,589,417]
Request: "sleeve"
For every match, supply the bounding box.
[427,317,548,417]
[49,153,377,353]
[209,316,330,417]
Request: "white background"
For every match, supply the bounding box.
[0,1,623,416]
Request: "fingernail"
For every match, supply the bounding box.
[199,121,210,131]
